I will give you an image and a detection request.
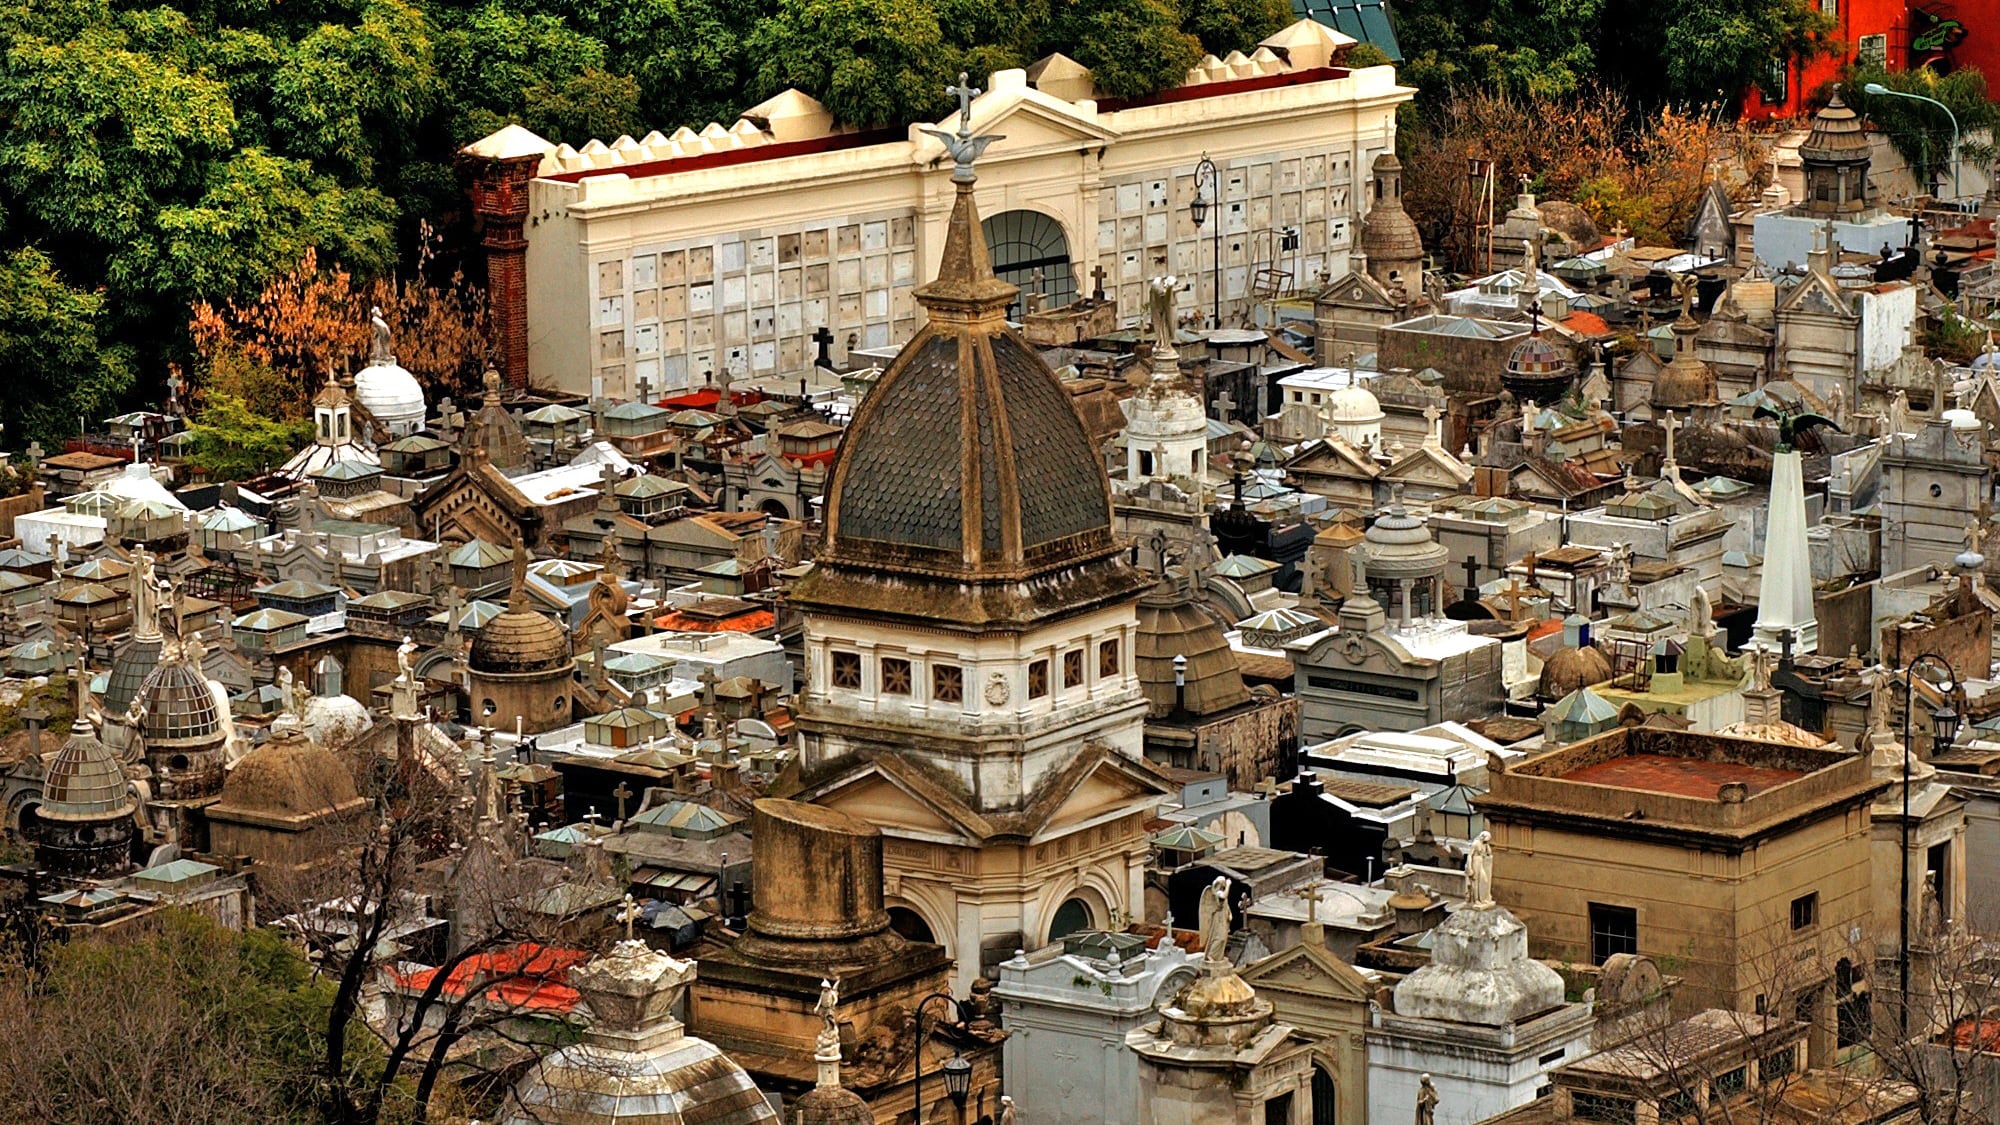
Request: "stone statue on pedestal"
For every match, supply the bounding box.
[1416,1073,1439,1125]
[1463,831,1494,908]
[1198,875,1232,962]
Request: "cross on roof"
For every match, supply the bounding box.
[1301,879,1324,924]
[1661,410,1680,465]
[1212,388,1236,422]
[613,781,634,822]
[698,664,720,707]
[946,73,980,135]
[1490,577,1537,618]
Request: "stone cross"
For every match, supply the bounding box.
[1661,410,1680,465]
[166,370,185,414]
[618,893,641,941]
[635,373,654,405]
[698,664,720,708]
[613,781,634,822]
[812,325,835,368]
[1090,263,1108,300]
[1969,522,1989,557]
[1212,388,1236,423]
[1423,402,1443,447]
[24,440,42,473]
[1301,879,1324,924]
[21,694,46,758]
[946,72,980,135]
[1462,555,1481,594]
[584,808,602,827]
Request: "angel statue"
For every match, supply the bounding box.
[1198,875,1233,963]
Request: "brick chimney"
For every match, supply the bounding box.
[461,125,553,394]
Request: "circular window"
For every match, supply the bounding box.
[551,695,566,712]
[482,699,497,716]
[1931,484,1944,498]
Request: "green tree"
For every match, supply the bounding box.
[1846,65,1999,200]
[432,1,642,144]
[747,0,955,128]
[0,248,136,449]
[185,389,315,479]
[1049,0,1203,100]
[1180,0,1290,57]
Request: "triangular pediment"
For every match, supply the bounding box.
[1036,754,1169,838]
[1317,270,1397,310]
[1284,439,1379,480]
[807,763,978,841]
[1778,270,1856,320]
[913,86,1118,167]
[1385,446,1472,486]
[1242,942,1373,1002]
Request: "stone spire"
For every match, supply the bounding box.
[1753,446,1818,654]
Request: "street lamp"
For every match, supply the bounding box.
[912,991,972,1123]
[1864,82,1961,200]
[1191,156,1222,329]
[1893,651,1963,1035]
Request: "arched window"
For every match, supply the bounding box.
[982,211,1073,319]
[1311,1065,1338,1125]
[1048,897,1093,942]
[888,906,935,944]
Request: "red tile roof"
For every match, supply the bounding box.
[389,943,591,1014]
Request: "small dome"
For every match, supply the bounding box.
[41,719,133,822]
[137,661,224,744]
[473,543,573,675]
[1323,384,1384,424]
[302,693,374,750]
[1136,585,1252,718]
[1358,153,1423,266]
[1539,644,1613,699]
[1363,503,1448,580]
[104,635,164,715]
[215,723,360,819]
[1801,89,1870,165]
[353,360,427,432]
[1502,333,1576,402]
[792,1087,872,1125]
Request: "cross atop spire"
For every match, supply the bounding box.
[923,72,1003,184]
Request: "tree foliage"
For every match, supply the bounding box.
[1400,85,1770,269]
[185,390,316,480]
[0,910,369,1125]
[1392,0,1834,110]
[0,0,1305,444]
[1845,65,2000,200]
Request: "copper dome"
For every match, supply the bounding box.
[818,174,1117,582]
[41,719,133,822]
[472,543,573,674]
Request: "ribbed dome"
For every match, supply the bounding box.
[1358,153,1423,266]
[1363,502,1448,580]
[104,635,164,715]
[215,721,360,818]
[1801,89,1870,165]
[1136,583,1251,718]
[41,718,133,822]
[137,660,224,743]
[353,360,427,432]
[1501,332,1575,403]
[472,543,573,674]
[1539,644,1613,699]
[819,171,1117,581]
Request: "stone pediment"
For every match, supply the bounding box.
[911,79,1117,167]
[1384,446,1473,487]
[1035,756,1164,839]
[808,763,982,842]
[1317,269,1398,311]
[1242,942,1373,1003]
[1284,439,1379,480]
[1778,270,1856,320]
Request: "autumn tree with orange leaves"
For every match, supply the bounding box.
[187,227,491,424]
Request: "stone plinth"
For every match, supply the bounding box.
[1392,904,1565,1026]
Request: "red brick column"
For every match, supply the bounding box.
[463,150,542,394]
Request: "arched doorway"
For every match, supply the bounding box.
[1048,896,1094,942]
[982,210,1074,318]
[888,906,935,944]
[1311,1064,1337,1125]
[759,498,791,520]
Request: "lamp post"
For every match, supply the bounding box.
[1864,82,1961,201]
[1893,651,1963,1036]
[1191,156,1222,329]
[912,991,973,1124]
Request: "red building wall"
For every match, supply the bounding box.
[1741,0,1988,122]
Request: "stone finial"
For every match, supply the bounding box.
[569,941,696,1034]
